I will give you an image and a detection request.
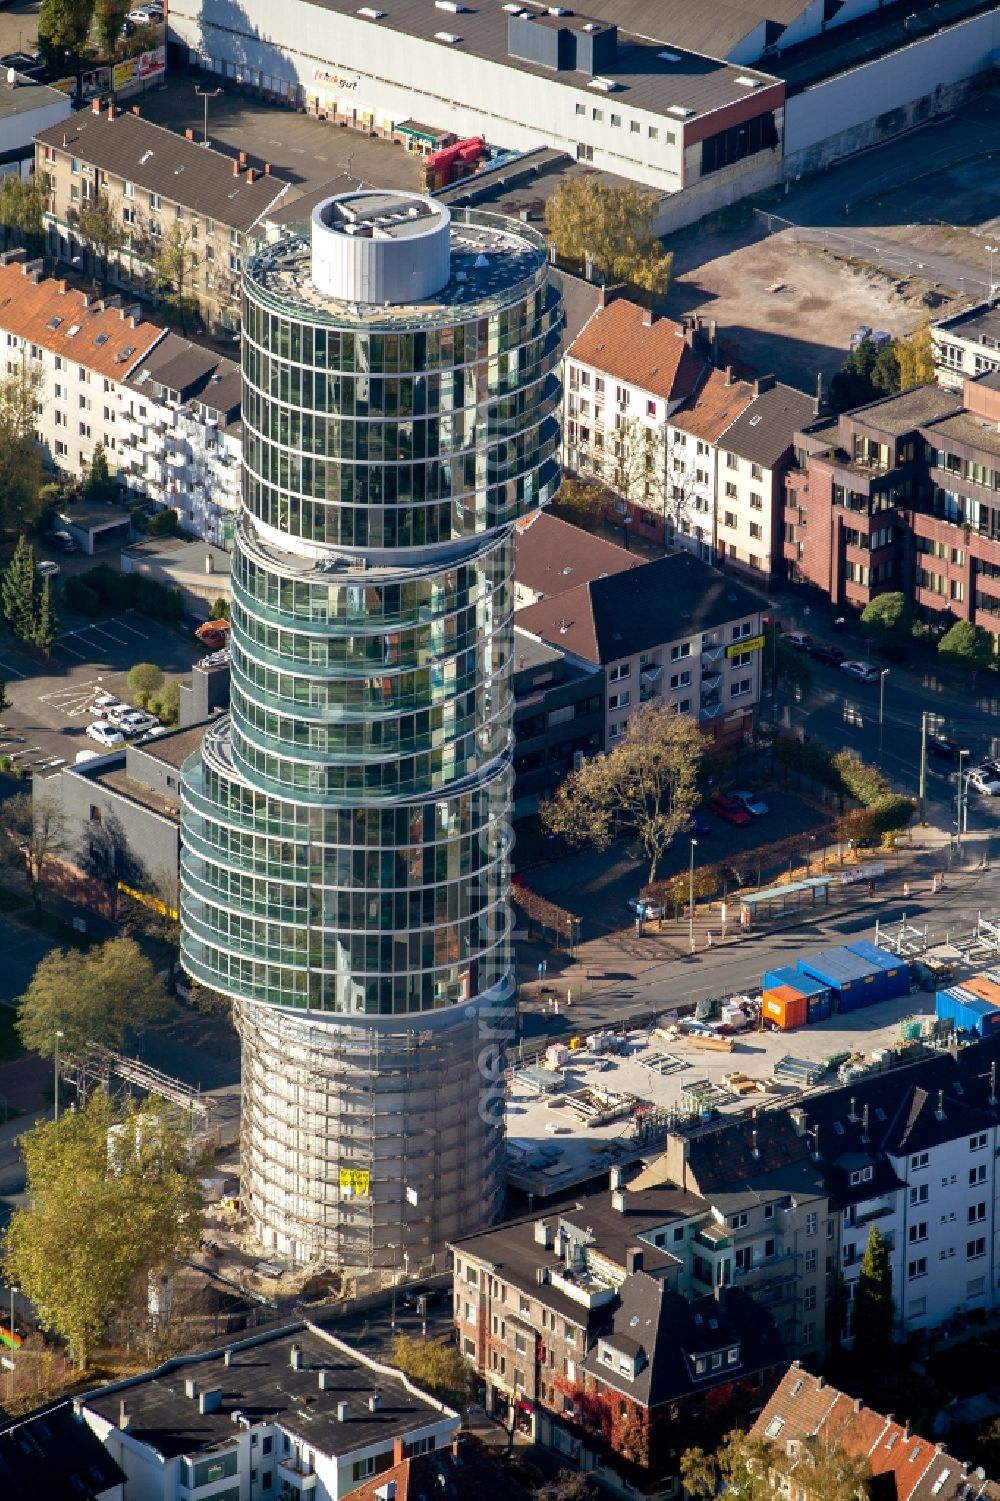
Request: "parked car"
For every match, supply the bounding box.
[91,693,122,713]
[781,631,813,651]
[807,642,845,667]
[928,734,964,762]
[50,529,77,553]
[730,789,769,817]
[841,660,880,683]
[626,897,664,921]
[968,767,1000,796]
[118,711,159,736]
[709,793,753,827]
[689,811,712,836]
[86,721,125,748]
[36,560,60,580]
[107,704,138,726]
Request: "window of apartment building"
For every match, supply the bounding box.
[804,1286,817,1311]
[79,394,91,411]
[514,1332,528,1355]
[970,1164,987,1185]
[608,663,630,681]
[750,462,763,480]
[670,642,691,661]
[123,180,135,199]
[911,1152,929,1170]
[725,452,738,469]
[970,1133,988,1151]
[967,1238,986,1260]
[69,184,79,203]
[749,522,763,540]
[908,1296,927,1318]
[938,342,963,369]
[804,1249,817,1273]
[731,621,752,641]
[749,555,762,570]
[464,1301,476,1323]
[750,493,763,509]
[79,422,91,439]
[608,722,624,741]
[909,1222,927,1243]
[229,253,241,274]
[723,510,736,528]
[968,1277,987,1299]
[908,1258,927,1280]
[592,107,603,121]
[734,1247,752,1272]
[608,691,630,711]
[805,1211,817,1235]
[969,1202,987,1223]
[910,1184,929,1206]
[646,399,657,418]
[763,1203,774,1221]
[849,1166,874,1185]
[78,367,90,383]
[70,156,80,174]
[54,355,64,372]
[575,102,585,115]
[630,118,639,132]
[54,439,67,456]
[149,220,162,238]
[731,678,752,699]
[669,670,691,690]
[724,485,737,502]
[648,125,658,140]
[175,203,185,220]
[123,206,135,226]
[54,410,66,427]
[205,243,215,262]
[149,192,162,210]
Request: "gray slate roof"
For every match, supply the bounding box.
[722,382,816,469]
[36,109,295,232]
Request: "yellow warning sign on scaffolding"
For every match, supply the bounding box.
[339,1168,371,1198]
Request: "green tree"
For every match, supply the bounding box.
[390,1332,472,1407]
[151,679,180,725]
[939,618,994,670]
[544,179,673,301]
[852,1224,894,1357]
[209,596,230,621]
[0,678,8,717]
[896,323,936,388]
[829,337,898,412]
[77,190,125,287]
[1,534,39,642]
[0,364,44,532]
[127,660,165,705]
[554,476,606,533]
[0,172,50,255]
[152,221,201,332]
[16,936,171,1064]
[763,626,813,703]
[3,1091,203,1369]
[84,442,117,504]
[860,591,911,639]
[34,575,57,656]
[542,703,702,883]
[38,0,95,72]
[832,748,891,807]
[94,0,130,52]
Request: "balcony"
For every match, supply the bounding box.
[701,671,723,693]
[547,1267,616,1310]
[701,641,726,663]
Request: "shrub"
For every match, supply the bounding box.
[148,508,178,537]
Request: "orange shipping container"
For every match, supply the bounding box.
[963,975,1000,1008]
[762,985,808,1031]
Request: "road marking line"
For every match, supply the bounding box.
[0,659,26,679]
[115,618,146,638]
[57,642,88,660]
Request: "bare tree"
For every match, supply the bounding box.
[0,791,67,905]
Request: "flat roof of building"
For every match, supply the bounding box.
[138,723,212,772]
[83,1323,452,1461]
[89,764,179,820]
[0,73,69,121]
[843,384,963,438]
[928,409,1000,460]
[301,0,781,122]
[936,299,1000,347]
[247,212,548,325]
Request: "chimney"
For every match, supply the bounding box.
[92,97,101,114]
[239,150,247,166]
[224,1349,234,1367]
[185,128,195,141]
[246,168,255,184]
[264,162,272,175]
[709,318,718,360]
[816,1376,825,1389]
[318,1369,333,1390]
[641,305,653,328]
[107,103,115,120]
[848,1096,857,1123]
[754,374,775,396]
[290,1343,303,1370]
[936,1089,946,1122]
[369,1393,382,1413]
[132,105,140,116]
[393,1436,406,1465]
[610,1165,626,1190]
[862,1103,869,1142]
[205,553,214,574]
[232,159,240,177]
[336,1401,350,1422]
[119,1399,131,1429]
[534,1219,552,1249]
[626,1247,643,1274]
[184,1378,199,1400]
[854,1398,863,1414]
[598,284,609,309]
[611,1189,628,1214]
[991,1062,997,1106]
[725,365,734,386]
[200,1388,223,1415]
[904,1421,911,1439]
[814,371,823,416]
[789,1108,806,1137]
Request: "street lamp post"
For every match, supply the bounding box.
[956,750,969,852]
[7,1284,16,1400]
[195,85,223,147]
[878,668,889,769]
[53,1029,64,1121]
[688,838,698,954]
[918,710,938,826]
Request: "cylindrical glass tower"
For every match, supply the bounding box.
[180,191,562,1269]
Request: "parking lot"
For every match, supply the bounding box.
[0,609,201,779]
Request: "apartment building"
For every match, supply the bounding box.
[933,299,1000,389]
[80,1322,458,1501]
[513,508,638,611]
[565,296,812,580]
[0,249,165,476]
[121,332,241,547]
[36,100,294,332]
[512,627,604,817]
[515,551,767,747]
[0,1401,125,1501]
[753,1366,1000,1501]
[450,1182,783,1498]
[784,374,1000,641]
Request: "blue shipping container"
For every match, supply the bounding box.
[808,994,832,1022]
[846,940,910,1001]
[762,966,832,1001]
[935,988,1000,1038]
[797,947,887,1006]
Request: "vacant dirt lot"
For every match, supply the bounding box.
[665,219,947,392]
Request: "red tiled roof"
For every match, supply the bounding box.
[0,257,164,378]
[514,510,639,602]
[672,366,755,443]
[567,298,707,404]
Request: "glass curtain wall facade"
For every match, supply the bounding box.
[180,193,562,1268]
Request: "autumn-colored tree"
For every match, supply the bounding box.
[390,1333,472,1407]
[895,323,936,389]
[152,221,201,332]
[544,178,673,300]
[542,704,702,883]
[555,475,607,533]
[16,936,171,1063]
